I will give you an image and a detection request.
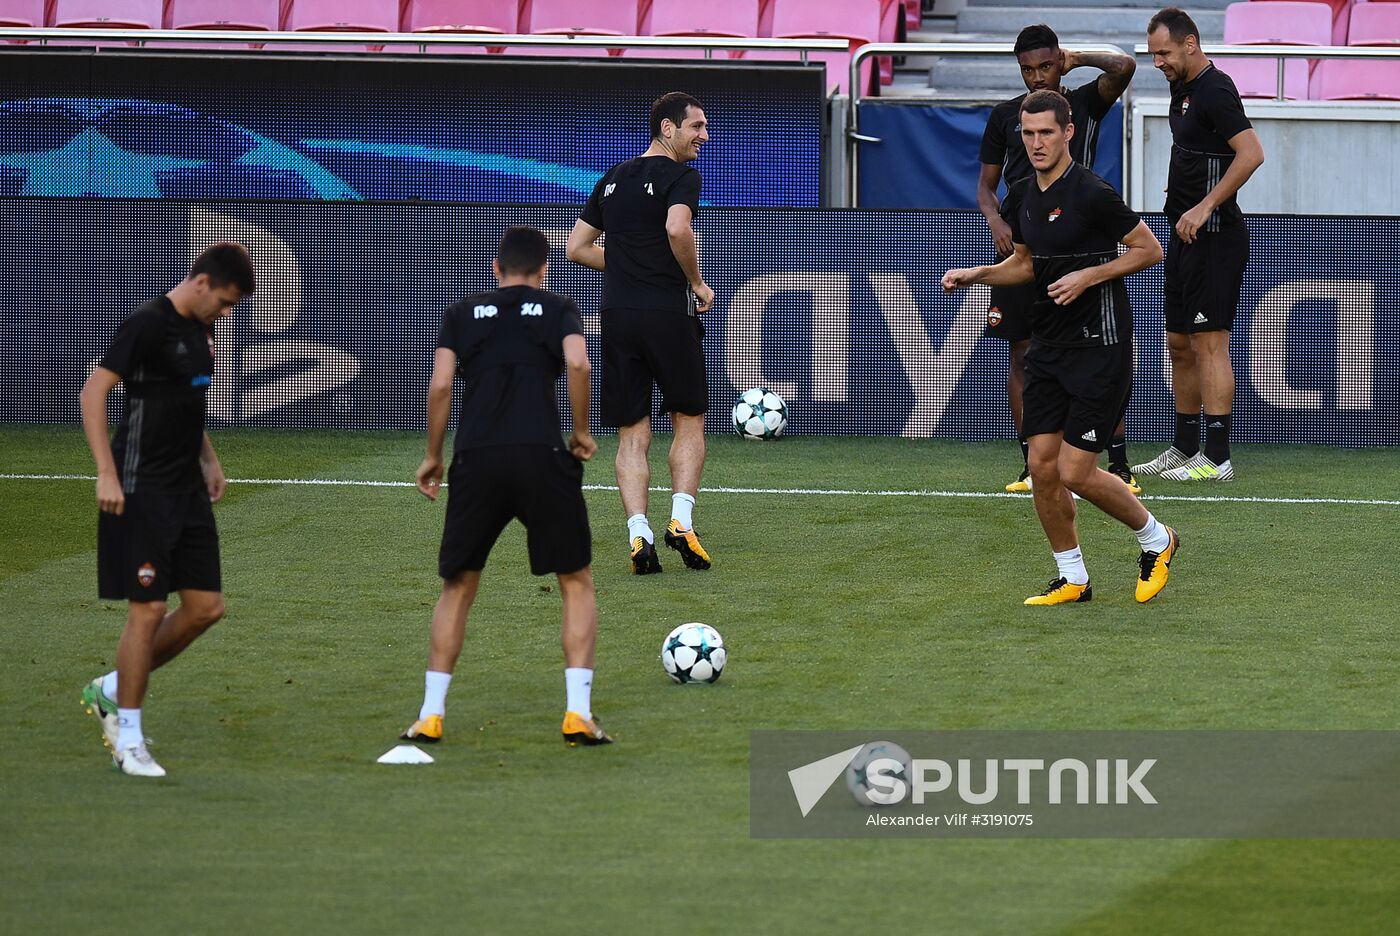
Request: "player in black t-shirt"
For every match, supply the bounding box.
[567,91,715,576]
[945,91,1182,606]
[1135,7,1265,483]
[401,227,611,749]
[977,24,1138,494]
[78,242,255,778]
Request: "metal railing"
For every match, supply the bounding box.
[1136,43,1400,102]
[0,28,849,59]
[848,41,1134,207]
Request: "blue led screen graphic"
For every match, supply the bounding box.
[0,52,824,205]
[2,201,1395,446]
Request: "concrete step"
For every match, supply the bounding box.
[965,0,1231,9]
[925,49,1172,95]
[956,6,1224,38]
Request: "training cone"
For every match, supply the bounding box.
[377,744,435,765]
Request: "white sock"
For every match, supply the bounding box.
[1134,513,1172,553]
[627,513,653,547]
[420,670,452,720]
[116,708,143,751]
[1053,546,1090,585]
[565,667,593,719]
[101,670,118,700]
[670,492,695,530]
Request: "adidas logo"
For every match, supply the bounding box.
[1081,429,1097,442]
[1208,421,1224,428]
[1193,312,1208,324]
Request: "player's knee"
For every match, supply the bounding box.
[1058,459,1094,493]
[1028,452,1058,486]
[195,595,225,630]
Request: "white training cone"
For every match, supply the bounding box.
[377,744,435,765]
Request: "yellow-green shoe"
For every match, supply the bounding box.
[1136,528,1180,603]
[664,520,712,570]
[562,712,613,747]
[631,536,662,575]
[400,714,443,743]
[1024,578,1093,606]
[1005,468,1032,493]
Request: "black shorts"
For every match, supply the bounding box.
[98,487,221,601]
[599,307,708,427]
[1164,225,1249,334]
[984,282,1035,342]
[439,444,591,578]
[1022,341,1134,454]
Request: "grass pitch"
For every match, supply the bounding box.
[2,426,1398,935]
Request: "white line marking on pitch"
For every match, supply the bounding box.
[3,473,1398,507]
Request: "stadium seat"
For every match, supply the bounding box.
[404,0,518,34]
[643,0,759,38]
[523,0,639,36]
[1312,1,1400,99]
[51,0,162,28]
[286,0,398,32]
[761,0,881,95]
[0,0,44,27]
[904,0,920,32]
[1219,1,1331,98]
[167,0,280,30]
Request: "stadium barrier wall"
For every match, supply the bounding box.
[0,50,824,206]
[856,102,1124,209]
[2,201,1394,445]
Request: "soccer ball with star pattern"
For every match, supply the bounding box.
[731,387,787,440]
[845,741,913,807]
[660,623,726,684]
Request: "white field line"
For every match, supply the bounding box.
[3,473,1399,507]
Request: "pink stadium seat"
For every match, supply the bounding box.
[404,0,517,34]
[1311,57,1400,97]
[644,0,759,37]
[762,0,880,94]
[0,0,44,27]
[1311,1,1400,99]
[286,0,398,31]
[1348,1,1400,44]
[523,0,638,35]
[1218,1,1330,98]
[167,0,279,30]
[904,0,920,32]
[51,0,162,28]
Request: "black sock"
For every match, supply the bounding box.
[1019,437,1029,468]
[1107,436,1128,472]
[1204,413,1231,463]
[1173,412,1201,457]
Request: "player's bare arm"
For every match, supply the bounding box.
[977,163,1014,257]
[1062,48,1137,104]
[200,432,226,503]
[416,346,457,500]
[943,243,1034,292]
[1176,128,1265,243]
[79,365,126,515]
[664,203,713,312]
[562,333,597,462]
[565,219,606,271]
[1047,220,1163,306]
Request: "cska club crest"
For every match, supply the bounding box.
[1181,95,1191,114]
[987,306,1004,327]
[1048,208,1062,222]
[137,562,157,588]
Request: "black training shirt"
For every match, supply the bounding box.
[1010,163,1141,348]
[1165,63,1253,227]
[439,285,583,452]
[580,155,702,314]
[100,295,214,494]
[980,80,1114,216]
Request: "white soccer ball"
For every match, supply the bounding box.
[731,386,787,440]
[845,741,912,807]
[660,622,726,684]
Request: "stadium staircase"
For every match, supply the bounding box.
[893,0,1233,97]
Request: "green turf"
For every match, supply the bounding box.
[2,426,1398,934]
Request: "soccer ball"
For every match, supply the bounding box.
[846,741,912,807]
[731,387,787,440]
[661,622,726,684]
